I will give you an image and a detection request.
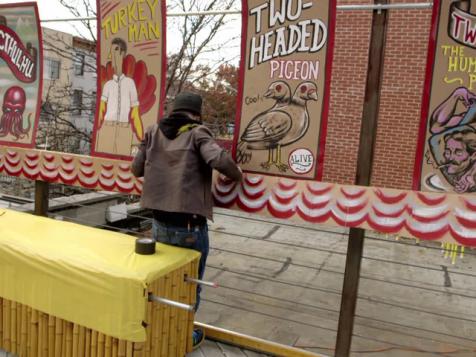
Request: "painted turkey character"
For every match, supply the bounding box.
[237,81,318,172]
[98,38,157,141]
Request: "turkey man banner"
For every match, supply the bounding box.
[0,3,42,149]
[92,0,166,160]
[415,0,476,194]
[233,0,336,180]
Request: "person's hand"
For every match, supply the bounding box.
[453,87,476,108]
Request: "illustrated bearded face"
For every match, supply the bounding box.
[0,86,30,140]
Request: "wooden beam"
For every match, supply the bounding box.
[34,180,49,216]
[335,1,389,356]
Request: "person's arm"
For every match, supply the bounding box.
[195,126,243,182]
[430,87,476,134]
[131,125,151,177]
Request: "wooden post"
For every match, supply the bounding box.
[335,1,388,356]
[34,180,49,216]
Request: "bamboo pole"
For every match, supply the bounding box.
[90,330,98,357]
[105,335,112,357]
[38,312,43,357]
[20,304,28,357]
[54,317,62,357]
[27,307,32,357]
[10,301,17,355]
[118,340,126,357]
[0,298,3,349]
[112,338,118,357]
[65,322,73,357]
[72,323,79,357]
[186,259,198,353]
[48,316,55,357]
[169,270,181,357]
[97,333,105,357]
[78,326,86,357]
[178,265,191,357]
[31,309,38,357]
[126,341,133,357]
[160,274,171,357]
[85,328,91,357]
[4,299,11,352]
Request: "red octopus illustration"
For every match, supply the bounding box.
[0,86,31,140]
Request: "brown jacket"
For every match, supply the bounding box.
[131,122,242,220]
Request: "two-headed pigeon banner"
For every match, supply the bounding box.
[0,2,42,149]
[91,0,166,160]
[233,0,336,180]
[415,0,476,194]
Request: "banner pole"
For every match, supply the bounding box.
[34,181,49,217]
[334,1,388,355]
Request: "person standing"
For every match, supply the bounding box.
[131,91,242,348]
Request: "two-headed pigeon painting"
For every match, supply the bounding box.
[237,81,318,172]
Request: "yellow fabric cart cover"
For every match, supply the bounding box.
[0,209,200,342]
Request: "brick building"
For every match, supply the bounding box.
[323,0,432,189]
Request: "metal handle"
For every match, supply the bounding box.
[185,277,219,288]
[148,294,195,311]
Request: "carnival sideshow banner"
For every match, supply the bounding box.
[234,0,335,179]
[416,0,476,193]
[0,3,42,148]
[92,0,165,160]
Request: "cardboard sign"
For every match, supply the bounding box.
[233,0,336,180]
[415,0,476,194]
[91,0,166,160]
[0,2,42,148]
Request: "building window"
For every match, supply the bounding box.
[90,92,96,114]
[72,90,83,116]
[44,58,60,80]
[74,53,85,76]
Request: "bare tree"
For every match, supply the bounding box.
[37,0,241,155]
[165,0,240,98]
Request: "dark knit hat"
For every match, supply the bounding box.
[171,92,202,116]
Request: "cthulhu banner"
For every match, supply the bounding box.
[415,0,476,193]
[92,0,166,160]
[0,3,42,148]
[234,0,335,179]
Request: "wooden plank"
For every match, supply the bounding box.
[216,342,248,356]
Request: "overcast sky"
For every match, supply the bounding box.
[6,0,241,65]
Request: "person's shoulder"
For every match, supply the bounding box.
[194,124,214,137]
[144,122,159,138]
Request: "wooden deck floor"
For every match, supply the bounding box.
[187,340,270,356]
[2,341,271,357]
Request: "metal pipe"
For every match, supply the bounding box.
[148,294,194,312]
[185,277,219,288]
[338,3,432,10]
[39,3,433,23]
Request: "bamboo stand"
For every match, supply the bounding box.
[0,258,198,357]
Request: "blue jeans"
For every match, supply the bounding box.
[152,219,209,311]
